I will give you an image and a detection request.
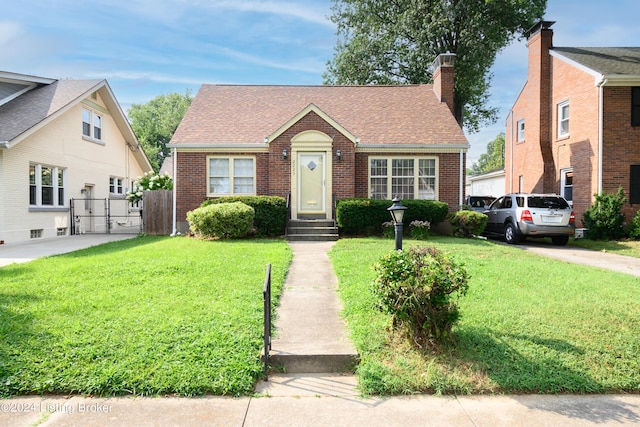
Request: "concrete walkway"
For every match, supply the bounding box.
[267,241,358,373]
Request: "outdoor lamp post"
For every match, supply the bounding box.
[387,197,408,250]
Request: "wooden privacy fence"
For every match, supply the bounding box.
[142,190,173,235]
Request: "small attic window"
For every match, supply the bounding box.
[91,91,97,100]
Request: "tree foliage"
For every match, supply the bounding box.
[469,133,505,175]
[324,0,546,132]
[128,91,193,171]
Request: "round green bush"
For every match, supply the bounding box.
[449,210,488,237]
[187,202,255,239]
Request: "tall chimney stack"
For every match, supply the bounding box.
[432,53,456,120]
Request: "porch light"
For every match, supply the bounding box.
[387,197,408,250]
[282,148,288,159]
[336,149,341,160]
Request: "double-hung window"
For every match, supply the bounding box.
[110,177,124,195]
[29,164,66,207]
[207,156,255,196]
[82,108,102,141]
[558,100,569,138]
[517,119,525,142]
[369,157,437,200]
[632,87,640,127]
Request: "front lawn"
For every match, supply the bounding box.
[570,238,640,258]
[0,236,291,397]
[330,237,640,395]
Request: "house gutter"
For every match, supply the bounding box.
[0,141,8,148]
[171,147,178,236]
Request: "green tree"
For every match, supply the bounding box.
[128,91,193,171]
[324,0,546,132]
[469,133,505,175]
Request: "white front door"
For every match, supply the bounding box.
[298,152,325,215]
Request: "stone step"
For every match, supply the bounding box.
[267,352,359,374]
[287,226,338,235]
[286,219,339,242]
[286,234,339,242]
[288,219,336,228]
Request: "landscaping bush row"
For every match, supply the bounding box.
[201,196,287,237]
[336,198,449,235]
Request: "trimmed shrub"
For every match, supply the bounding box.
[629,210,640,240]
[201,196,286,237]
[409,220,431,240]
[187,202,254,239]
[449,210,488,237]
[336,198,449,235]
[582,187,626,240]
[373,246,469,347]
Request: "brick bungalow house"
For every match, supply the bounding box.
[168,54,469,235]
[505,21,640,224]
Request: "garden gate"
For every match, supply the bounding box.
[70,198,142,235]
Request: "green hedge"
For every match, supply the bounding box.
[336,198,449,235]
[187,202,254,239]
[201,196,286,237]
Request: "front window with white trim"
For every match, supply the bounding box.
[557,101,569,138]
[82,108,102,141]
[561,168,573,204]
[369,157,437,200]
[110,177,124,195]
[207,156,256,196]
[29,163,66,207]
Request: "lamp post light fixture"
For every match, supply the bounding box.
[387,197,408,250]
[282,148,288,159]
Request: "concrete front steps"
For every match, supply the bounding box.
[266,242,359,375]
[286,219,339,242]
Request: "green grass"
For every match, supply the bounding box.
[329,236,640,396]
[0,236,291,397]
[569,238,640,258]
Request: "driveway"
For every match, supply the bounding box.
[513,239,640,277]
[0,234,136,267]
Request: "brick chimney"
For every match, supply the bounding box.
[527,20,556,193]
[432,53,456,119]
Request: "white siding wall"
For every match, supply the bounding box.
[0,93,148,243]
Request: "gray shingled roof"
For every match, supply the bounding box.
[170,84,468,147]
[0,79,102,142]
[553,47,640,76]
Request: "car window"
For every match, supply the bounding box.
[516,196,525,207]
[501,197,512,209]
[489,197,503,210]
[527,196,569,209]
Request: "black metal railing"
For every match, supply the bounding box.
[263,263,272,380]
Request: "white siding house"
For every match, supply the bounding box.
[0,71,152,244]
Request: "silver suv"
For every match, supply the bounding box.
[483,194,575,246]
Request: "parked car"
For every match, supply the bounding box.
[465,195,496,212]
[482,193,575,245]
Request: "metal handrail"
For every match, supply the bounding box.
[263,263,272,381]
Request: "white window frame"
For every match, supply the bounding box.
[82,108,103,142]
[29,163,66,208]
[206,156,256,197]
[368,156,438,200]
[517,119,525,142]
[557,100,570,138]
[560,168,573,205]
[109,176,124,195]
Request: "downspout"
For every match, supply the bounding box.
[459,149,464,208]
[171,147,178,236]
[507,111,513,193]
[597,78,606,194]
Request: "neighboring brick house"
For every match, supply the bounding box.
[505,21,640,224]
[168,54,469,234]
[0,71,152,244]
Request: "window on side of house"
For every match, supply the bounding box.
[632,87,640,127]
[368,157,437,200]
[561,168,573,204]
[109,177,124,195]
[29,163,66,207]
[517,119,525,142]
[82,108,103,141]
[207,156,256,197]
[558,100,570,138]
[630,165,640,204]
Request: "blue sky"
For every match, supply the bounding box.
[2,0,639,164]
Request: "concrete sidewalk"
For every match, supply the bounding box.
[2,389,640,426]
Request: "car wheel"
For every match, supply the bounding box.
[552,235,569,246]
[504,222,520,244]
